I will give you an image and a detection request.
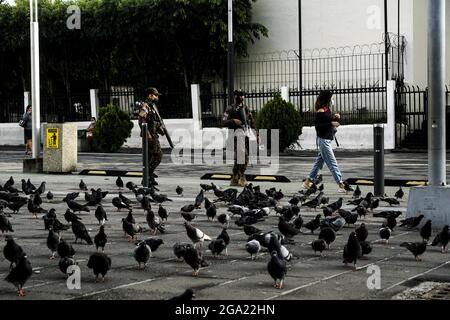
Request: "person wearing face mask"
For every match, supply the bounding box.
[138,87,164,186]
[20,105,33,156]
[222,89,257,187]
[303,90,348,193]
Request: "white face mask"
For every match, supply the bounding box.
[330,99,335,108]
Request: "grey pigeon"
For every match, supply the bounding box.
[245,239,261,260]
[267,251,287,289]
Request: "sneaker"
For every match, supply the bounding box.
[238,175,248,187]
[337,182,346,193]
[230,174,240,187]
[302,178,313,189]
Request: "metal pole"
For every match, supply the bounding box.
[428,0,446,186]
[384,0,389,84]
[142,123,149,187]
[397,0,401,83]
[374,124,385,197]
[30,0,41,159]
[227,0,234,106]
[298,0,303,115]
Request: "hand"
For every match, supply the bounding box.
[331,121,340,128]
[233,119,242,126]
[334,113,340,120]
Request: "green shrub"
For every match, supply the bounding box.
[93,104,134,152]
[256,94,303,151]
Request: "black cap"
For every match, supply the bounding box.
[145,87,162,97]
[233,89,245,97]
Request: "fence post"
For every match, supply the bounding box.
[142,123,149,188]
[281,86,289,102]
[24,91,31,112]
[191,84,202,130]
[386,80,396,149]
[374,124,385,197]
[90,89,99,119]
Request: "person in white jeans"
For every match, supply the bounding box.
[303,90,346,192]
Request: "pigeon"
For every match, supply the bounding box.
[5,253,32,297]
[140,196,152,211]
[431,225,450,253]
[200,184,214,192]
[181,211,196,222]
[326,198,343,212]
[32,193,42,206]
[243,224,261,236]
[379,227,391,244]
[343,181,354,193]
[369,198,380,211]
[322,207,333,217]
[399,214,424,229]
[267,235,292,261]
[318,227,336,248]
[342,232,361,269]
[373,211,402,219]
[46,190,54,201]
[3,236,25,269]
[140,238,164,253]
[173,242,194,260]
[94,225,108,252]
[158,205,168,221]
[126,181,138,191]
[169,288,195,301]
[181,204,196,213]
[324,216,346,233]
[289,196,301,206]
[134,241,152,269]
[112,197,131,211]
[87,252,111,282]
[47,228,60,259]
[6,198,28,214]
[57,238,75,258]
[355,223,369,242]
[301,192,324,210]
[94,206,108,226]
[79,179,87,191]
[59,257,77,276]
[395,186,404,199]
[216,228,230,255]
[303,214,321,234]
[338,209,358,226]
[208,239,227,257]
[119,192,132,207]
[116,176,124,190]
[0,213,14,234]
[217,213,230,228]
[400,241,427,261]
[245,240,261,260]
[176,186,184,197]
[356,206,367,219]
[64,209,82,224]
[311,239,327,256]
[359,241,373,257]
[353,185,361,199]
[35,182,46,195]
[204,197,213,210]
[206,205,217,221]
[420,220,432,242]
[71,219,93,245]
[63,192,79,202]
[267,251,287,289]
[86,192,102,207]
[278,216,300,239]
[184,222,212,248]
[27,198,46,218]
[145,210,165,235]
[293,215,303,230]
[21,179,30,195]
[182,246,208,277]
[125,210,136,224]
[122,218,139,240]
[383,215,397,231]
[67,200,90,214]
[380,198,400,206]
[151,192,172,203]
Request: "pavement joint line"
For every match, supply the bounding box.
[217,276,249,287]
[66,278,157,300]
[381,260,450,292]
[24,280,60,290]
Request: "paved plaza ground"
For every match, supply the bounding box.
[0,150,449,300]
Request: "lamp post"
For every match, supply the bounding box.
[30,0,41,159]
[227,0,234,106]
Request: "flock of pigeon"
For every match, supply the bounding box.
[0,174,449,300]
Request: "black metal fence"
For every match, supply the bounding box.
[235,39,405,91]
[0,96,23,123]
[395,85,450,149]
[98,87,192,119]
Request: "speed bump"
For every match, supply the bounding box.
[346,178,428,187]
[200,173,291,183]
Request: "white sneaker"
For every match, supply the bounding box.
[302,178,313,189]
[337,182,346,193]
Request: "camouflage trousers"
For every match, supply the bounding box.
[232,136,249,176]
[147,134,163,174]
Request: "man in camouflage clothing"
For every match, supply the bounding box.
[222,90,258,187]
[138,87,164,186]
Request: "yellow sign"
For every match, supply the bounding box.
[46,128,59,149]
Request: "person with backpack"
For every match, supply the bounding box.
[303,90,347,193]
[20,105,32,156]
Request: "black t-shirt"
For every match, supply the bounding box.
[314,108,336,140]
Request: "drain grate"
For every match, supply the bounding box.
[420,284,450,300]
